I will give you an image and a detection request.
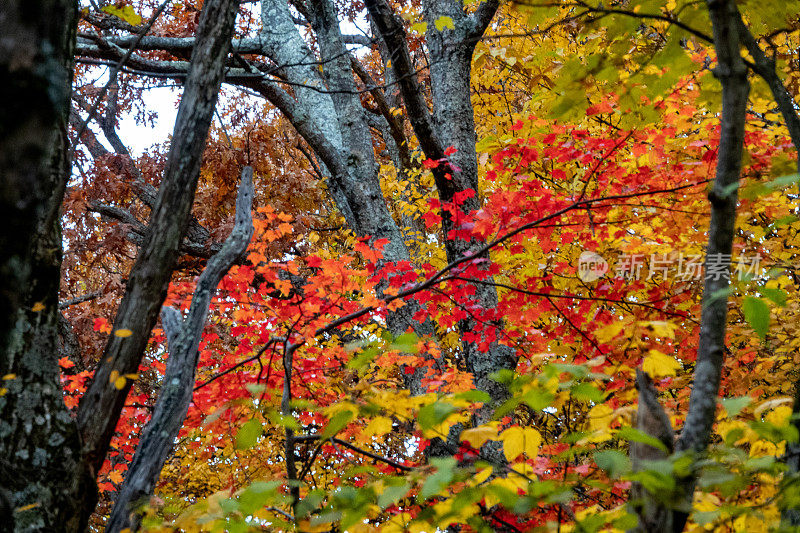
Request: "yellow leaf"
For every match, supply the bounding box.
[472,466,492,485]
[15,502,41,512]
[348,523,377,533]
[102,5,143,26]
[642,349,681,377]
[31,302,45,312]
[587,403,614,432]
[2,374,16,381]
[461,426,497,448]
[114,376,127,390]
[522,428,542,457]
[594,320,626,343]
[297,521,332,533]
[108,469,124,484]
[435,16,455,31]
[411,22,428,33]
[109,370,120,384]
[754,397,793,419]
[114,328,133,338]
[766,405,793,427]
[645,321,676,339]
[363,416,393,437]
[501,426,524,461]
[124,373,139,380]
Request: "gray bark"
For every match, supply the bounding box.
[676,0,749,457]
[630,1,750,531]
[0,2,97,531]
[734,14,800,171]
[365,0,516,412]
[628,370,676,533]
[73,0,505,404]
[76,0,240,482]
[106,167,254,533]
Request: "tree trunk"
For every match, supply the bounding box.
[629,1,750,530]
[76,0,240,482]
[106,168,254,532]
[366,0,516,415]
[0,1,96,531]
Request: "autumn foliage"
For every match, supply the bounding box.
[39,0,800,531]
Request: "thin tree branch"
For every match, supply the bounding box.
[106,166,254,532]
[77,0,240,477]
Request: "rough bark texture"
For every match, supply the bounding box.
[0,2,97,531]
[106,168,254,533]
[733,13,800,172]
[72,0,511,434]
[258,0,412,268]
[677,0,748,456]
[365,0,516,412]
[76,0,240,481]
[637,1,749,531]
[628,370,676,533]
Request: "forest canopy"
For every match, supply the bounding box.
[2,0,800,532]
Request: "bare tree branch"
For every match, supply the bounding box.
[106,167,254,533]
[76,0,241,478]
[734,12,800,171]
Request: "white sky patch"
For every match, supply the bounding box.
[113,13,369,155]
[118,85,180,155]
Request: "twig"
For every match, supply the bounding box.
[71,0,171,146]
[58,291,102,309]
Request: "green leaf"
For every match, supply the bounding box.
[612,512,640,530]
[378,482,410,508]
[390,332,419,353]
[761,287,787,307]
[434,15,455,31]
[743,296,770,339]
[549,363,589,379]
[101,4,143,25]
[762,172,800,191]
[570,382,605,403]
[235,418,262,449]
[617,427,669,454]
[238,481,280,515]
[419,457,456,499]
[693,510,721,525]
[296,489,325,519]
[704,286,731,307]
[347,346,379,369]
[593,450,630,478]
[454,389,490,403]
[720,396,752,418]
[269,411,300,431]
[744,455,776,472]
[320,409,355,440]
[220,497,239,514]
[418,401,457,431]
[628,466,676,493]
[522,388,554,411]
